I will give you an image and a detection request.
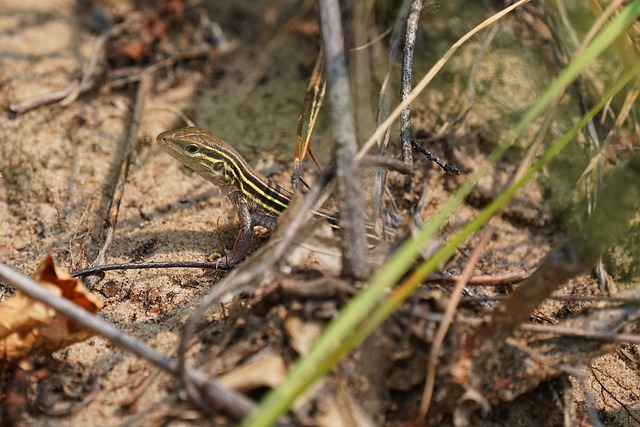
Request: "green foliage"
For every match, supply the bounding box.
[605,221,640,283]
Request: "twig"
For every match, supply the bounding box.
[62,26,115,106]
[587,368,615,427]
[417,224,494,424]
[419,311,640,344]
[317,0,368,279]
[9,81,81,115]
[106,41,242,90]
[400,1,459,175]
[71,261,231,278]
[177,167,335,412]
[416,92,564,416]
[461,294,634,303]
[9,38,235,115]
[72,263,529,284]
[8,14,237,115]
[454,20,500,127]
[372,0,412,226]
[427,270,531,285]
[399,0,423,166]
[120,368,160,410]
[360,155,413,174]
[107,58,174,89]
[0,262,256,420]
[82,165,129,287]
[509,339,586,377]
[293,49,326,190]
[82,74,151,289]
[9,26,115,115]
[523,323,640,344]
[349,27,392,52]
[0,262,173,369]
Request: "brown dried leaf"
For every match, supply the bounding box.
[218,351,286,392]
[315,394,377,427]
[284,316,323,355]
[0,255,103,363]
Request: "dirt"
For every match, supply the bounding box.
[1,1,639,426]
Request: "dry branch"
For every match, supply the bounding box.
[317,0,368,279]
[82,75,150,288]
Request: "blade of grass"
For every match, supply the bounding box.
[241,2,640,426]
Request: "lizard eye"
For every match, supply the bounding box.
[185,144,200,154]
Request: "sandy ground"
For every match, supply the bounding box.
[1,1,639,426]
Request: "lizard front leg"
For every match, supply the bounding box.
[214,195,254,268]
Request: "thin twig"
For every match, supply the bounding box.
[461,294,634,303]
[0,262,256,420]
[400,1,459,175]
[372,0,413,228]
[106,42,241,90]
[82,75,151,289]
[591,365,640,425]
[120,368,160,410]
[360,155,413,174]
[73,263,530,284]
[293,49,326,190]
[427,270,531,285]
[419,311,640,344]
[8,15,238,115]
[71,261,231,278]
[523,323,640,344]
[417,224,494,424]
[349,27,392,52]
[399,0,423,166]
[62,26,115,106]
[9,81,81,115]
[107,58,174,89]
[458,21,500,125]
[9,25,117,115]
[317,0,368,279]
[416,94,552,418]
[583,382,605,427]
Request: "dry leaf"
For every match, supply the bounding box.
[0,255,103,364]
[218,351,286,392]
[284,315,323,355]
[283,220,342,273]
[315,394,377,427]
